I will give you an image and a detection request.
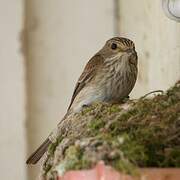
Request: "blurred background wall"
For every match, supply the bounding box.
[0,0,179,180]
[0,0,26,179]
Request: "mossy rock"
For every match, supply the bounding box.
[41,81,180,179]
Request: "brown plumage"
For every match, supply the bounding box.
[26,37,138,164]
[67,54,104,111]
[26,138,50,164]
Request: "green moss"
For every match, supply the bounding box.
[55,145,92,175]
[42,81,180,177]
[108,104,122,113]
[48,135,63,155]
[88,118,104,132]
[62,146,82,171]
[45,165,52,173]
[48,141,58,155]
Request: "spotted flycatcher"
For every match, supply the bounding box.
[26,37,138,164]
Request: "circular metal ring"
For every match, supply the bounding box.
[162,0,180,22]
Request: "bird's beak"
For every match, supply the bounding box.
[126,48,136,54]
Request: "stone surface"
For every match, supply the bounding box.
[58,162,180,180]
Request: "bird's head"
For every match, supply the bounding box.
[100,37,137,66]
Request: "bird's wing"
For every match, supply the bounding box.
[67,54,104,111]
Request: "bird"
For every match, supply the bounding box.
[26,37,138,164]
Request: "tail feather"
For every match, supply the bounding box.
[26,138,51,164]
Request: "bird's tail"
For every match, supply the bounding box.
[26,138,51,164]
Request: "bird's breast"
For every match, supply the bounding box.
[101,62,137,102]
[70,61,137,112]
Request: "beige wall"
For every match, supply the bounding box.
[0,0,26,179]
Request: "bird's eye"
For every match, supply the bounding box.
[111,43,117,50]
